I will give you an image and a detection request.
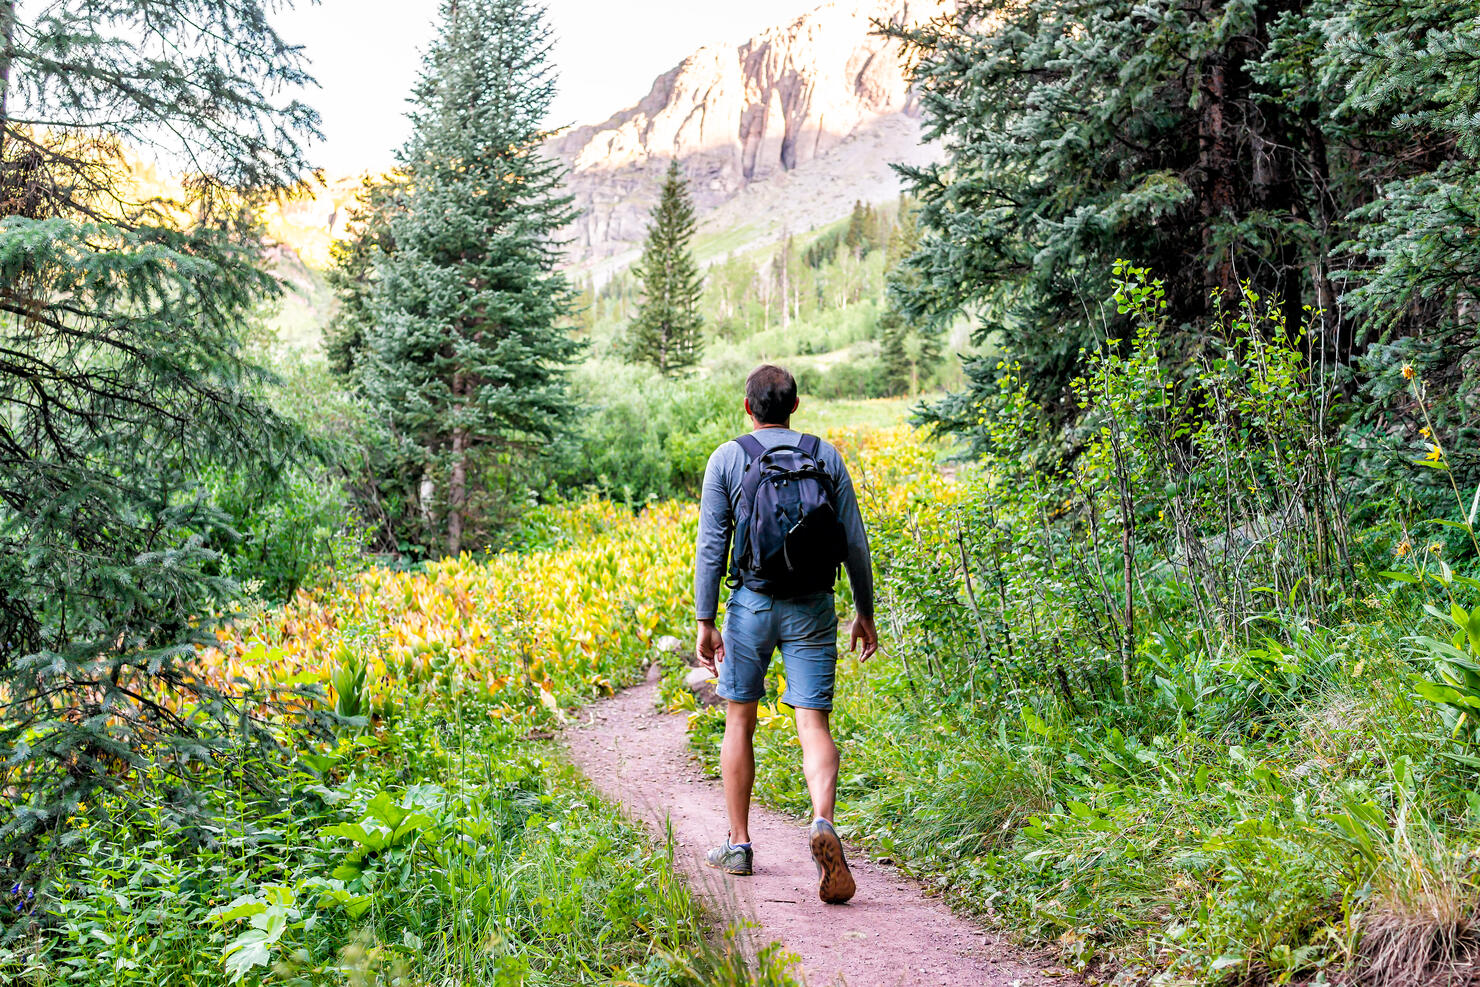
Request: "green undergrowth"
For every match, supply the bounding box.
[3,501,801,987]
[676,294,1480,985]
[5,707,796,986]
[687,612,1480,983]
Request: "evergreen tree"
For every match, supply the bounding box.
[0,0,317,866]
[844,199,870,259]
[1306,0,1480,383]
[626,159,704,376]
[324,175,403,384]
[886,0,1336,416]
[887,0,1480,442]
[879,304,911,396]
[362,0,580,557]
[879,197,939,396]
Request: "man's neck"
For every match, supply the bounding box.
[753,422,791,431]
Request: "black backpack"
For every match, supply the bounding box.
[727,433,849,598]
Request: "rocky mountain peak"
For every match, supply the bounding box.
[549,0,952,275]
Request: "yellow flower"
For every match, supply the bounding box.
[1395,540,1412,557]
[1425,444,1444,462]
[1420,427,1431,438]
[1429,542,1444,555]
[1402,363,1416,380]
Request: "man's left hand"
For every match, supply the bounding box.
[849,615,878,662]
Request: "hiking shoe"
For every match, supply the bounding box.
[706,838,753,876]
[809,818,856,904]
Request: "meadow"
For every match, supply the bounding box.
[1,500,795,986]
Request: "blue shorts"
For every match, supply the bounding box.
[718,586,839,711]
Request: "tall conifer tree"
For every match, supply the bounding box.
[880,198,938,396]
[885,0,1480,451]
[363,0,579,556]
[325,177,403,385]
[887,0,1335,418]
[0,0,318,863]
[626,160,704,376]
[1309,0,1480,385]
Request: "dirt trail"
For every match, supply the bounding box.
[562,673,1072,987]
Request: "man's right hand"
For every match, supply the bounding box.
[850,615,879,662]
[696,620,725,674]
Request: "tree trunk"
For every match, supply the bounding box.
[1199,55,1238,306]
[447,427,468,556]
[0,1,16,164]
[447,368,470,556]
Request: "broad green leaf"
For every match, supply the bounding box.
[224,933,272,982]
[393,811,438,842]
[366,791,409,829]
[209,895,266,924]
[1020,706,1052,737]
[1412,678,1467,705]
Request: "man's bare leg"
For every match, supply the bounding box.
[797,706,854,902]
[721,700,760,843]
[795,707,838,822]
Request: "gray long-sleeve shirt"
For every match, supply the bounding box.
[694,428,874,621]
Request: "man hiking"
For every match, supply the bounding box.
[694,364,878,905]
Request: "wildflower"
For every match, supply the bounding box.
[1402,363,1416,380]
[1429,542,1444,555]
[1425,444,1444,462]
[1420,427,1431,438]
[1396,540,1412,557]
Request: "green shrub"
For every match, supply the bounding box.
[554,362,744,503]
[796,357,895,401]
[204,461,369,603]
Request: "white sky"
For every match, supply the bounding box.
[275,0,816,175]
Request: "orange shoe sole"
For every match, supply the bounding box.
[810,825,856,904]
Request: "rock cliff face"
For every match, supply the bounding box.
[549,0,951,274]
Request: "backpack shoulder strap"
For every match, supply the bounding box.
[798,433,821,458]
[729,434,769,586]
[734,433,766,461]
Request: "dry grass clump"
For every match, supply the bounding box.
[1349,908,1480,987]
[1348,815,1480,987]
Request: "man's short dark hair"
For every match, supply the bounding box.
[745,364,797,425]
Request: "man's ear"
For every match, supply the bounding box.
[791,397,800,415]
[743,398,752,419]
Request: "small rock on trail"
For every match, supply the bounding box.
[683,664,722,706]
[562,674,1076,987]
